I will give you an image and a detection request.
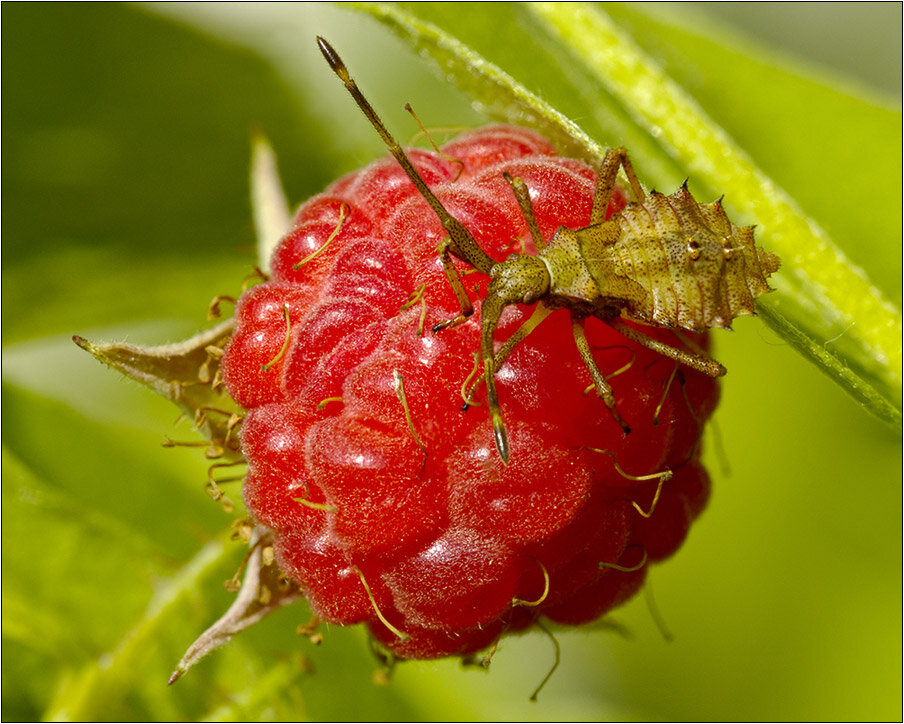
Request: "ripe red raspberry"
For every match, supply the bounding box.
[222,125,718,659]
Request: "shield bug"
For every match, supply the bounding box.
[317,36,780,463]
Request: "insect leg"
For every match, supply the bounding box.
[571,316,632,434]
[432,237,476,332]
[502,172,546,251]
[493,303,554,368]
[479,293,511,464]
[462,304,554,407]
[317,37,496,275]
[590,146,646,225]
[611,320,727,378]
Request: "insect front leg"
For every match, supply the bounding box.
[502,172,546,251]
[590,146,646,225]
[571,315,632,434]
[478,293,511,464]
[610,319,727,378]
[432,237,477,332]
[441,168,546,336]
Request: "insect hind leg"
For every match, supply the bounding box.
[610,319,727,378]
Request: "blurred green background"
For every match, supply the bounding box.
[3,3,901,721]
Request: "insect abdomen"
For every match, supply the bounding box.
[595,184,779,331]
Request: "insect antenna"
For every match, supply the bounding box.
[316,37,495,275]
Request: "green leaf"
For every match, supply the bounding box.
[356,1,902,426]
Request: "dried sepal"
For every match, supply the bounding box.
[72,320,240,457]
[250,130,292,274]
[168,526,302,684]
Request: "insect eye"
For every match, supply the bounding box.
[686,238,702,261]
[721,236,735,260]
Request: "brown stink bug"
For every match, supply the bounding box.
[317,37,781,464]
